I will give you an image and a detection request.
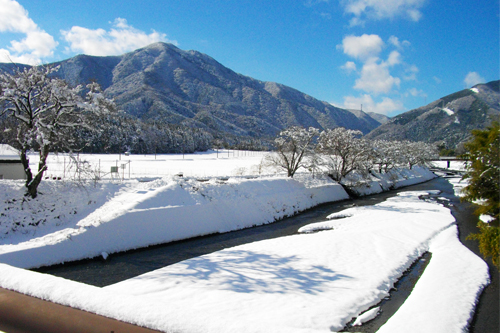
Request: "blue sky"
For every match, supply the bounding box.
[0,0,498,116]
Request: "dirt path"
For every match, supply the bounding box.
[0,287,161,333]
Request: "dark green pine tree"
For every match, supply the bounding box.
[461,122,499,268]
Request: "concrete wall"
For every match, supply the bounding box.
[0,161,26,180]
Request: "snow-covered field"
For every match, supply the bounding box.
[0,152,489,332]
[29,150,269,180]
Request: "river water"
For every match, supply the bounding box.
[34,175,499,332]
[35,179,439,287]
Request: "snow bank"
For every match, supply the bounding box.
[0,171,488,333]
[0,165,435,269]
[377,225,489,332]
[0,189,485,333]
[353,307,380,326]
[342,166,436,196]
[101,190,462,333]
[0,180,125,240]
[0,175,349,268]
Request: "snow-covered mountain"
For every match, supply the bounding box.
[1,42,381,138]
[366,81,500,148]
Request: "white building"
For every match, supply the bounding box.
[0,144,26,180]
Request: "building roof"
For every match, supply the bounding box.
[0,144,21,160]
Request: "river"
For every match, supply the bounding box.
[34,175,499,332]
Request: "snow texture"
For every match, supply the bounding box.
[442,107,455,116]
[353,307,380,326]
[0,153,489,333]
[479,214,494,223]
[0,144,20,159]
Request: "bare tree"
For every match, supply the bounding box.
[266,126,319,177]
[0,65,116,198]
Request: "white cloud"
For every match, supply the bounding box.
[61,18,177,57]
[354,57,401,94]
[348,17,366,27]
[0,0,37,32]
[338,34,384,61]
[403,64,419,81]
[339,34,416,95]
[406,8,422,21]
[341,61,357,74]
[342,0,426,23]
[0,0,58,64]
[405,87,427,98]
[387,50,402,66]
[463,72,485,87]
[388,35,410,49]
[343,94,405,115]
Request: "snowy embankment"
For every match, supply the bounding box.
[0,174,349,268]
[0,164,489,332]
[0,166,433,268]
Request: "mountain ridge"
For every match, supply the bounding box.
[1,42,382,138]
[365,80,500,148]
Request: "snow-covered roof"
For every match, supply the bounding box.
[0,144,21,160]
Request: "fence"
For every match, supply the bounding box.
[29,150,270,181]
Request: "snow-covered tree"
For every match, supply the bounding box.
[398,141,438,169]
[0,65,117,198]
[317,127,368,181]
[266,126,319,177]
[370,140,401,173]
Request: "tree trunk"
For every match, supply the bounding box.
[26,146,50,198]
[20,148,33,190]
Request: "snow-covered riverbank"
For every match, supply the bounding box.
[0,164,435,268]
[0,155,489,332]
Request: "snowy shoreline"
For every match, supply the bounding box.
[0,162,490,332]
[1,166,434,268]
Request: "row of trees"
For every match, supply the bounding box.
[267,126,438,181]
[74,116,214,155]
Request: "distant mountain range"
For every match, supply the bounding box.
[366,81,500,148]
[1,42,498,148]
[2,42,382,138]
